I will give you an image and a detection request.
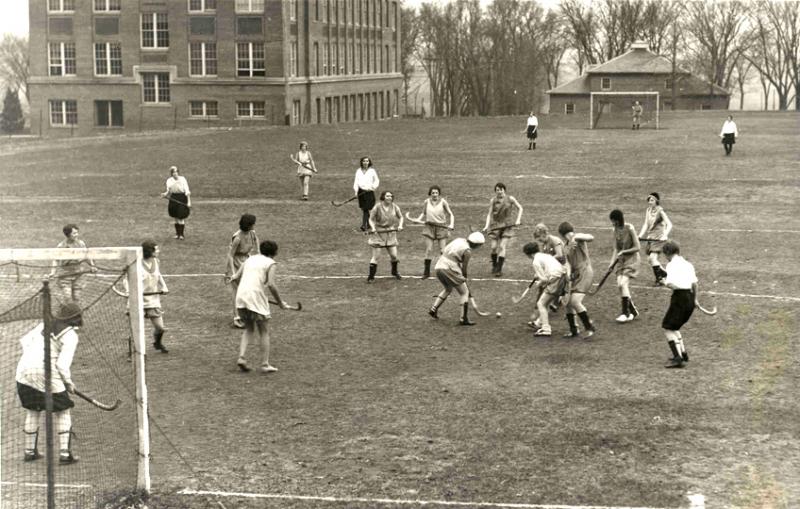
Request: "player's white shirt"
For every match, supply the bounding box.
[16,324,78,393]
[235,254,275,316]
[664,255,697,290]
[720,120,738,136]
[435,238,470,274]
[353,167,379,193]
[165,175,190,195]
[531,252,565,282]
[527,115,538,127]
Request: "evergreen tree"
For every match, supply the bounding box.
[1,88,24,133]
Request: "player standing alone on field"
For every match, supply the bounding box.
[50,224,97,303]
[289,141,318,201]
[229,240,290,373]
[524,111,538,150]
[139,240,170,352]
[409,185,454,279]
[558,222,597,338]
[631,101,643,130]
[484,183,523,278]
[429,232,485,326]
[367,191,404,282]
[161,166,191,240]
[609,209,641,323]
[638,192,672,286]
[16,302,83,464]
[226,214,259,329]
[661,240,697,369]
[719,115,739,156]
[353,156,380,231]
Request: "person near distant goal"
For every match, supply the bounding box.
[409,185,455,279]
[638,192,672,286]
[161,166,191,240]
[483,183,524,278]
[523,111,539,150]
[429,232,485,326]
[16,302,83,465]
[289,141,318,201]
[719,115,739,156]
[609,209,641,323]
[661,240,697,369]
[367,191,404,282]
[226,214,259,329]
[631,101,643,130]
[353,156,380,231]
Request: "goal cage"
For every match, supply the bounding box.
[590,91,660,129]
[0,247,150,509]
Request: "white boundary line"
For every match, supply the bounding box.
[0,481,93,489]
[160,273,800,303]
[178,488,671,509]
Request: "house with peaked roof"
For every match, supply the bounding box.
[546,42,730,116]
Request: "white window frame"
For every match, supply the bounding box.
[189,42,217,77]
[48,0,75,13]
[236,101,266,118]
[189,100,218,118]
[49,99,78,126]
[141,12,169,49]
[94,0,121,12]
[188,0,216,12]
[665,78,673,91]
[290,42,298,77]
[94,42,122,76]
[142,73,171,104]
[292,100,301,125]
[236,42,266,77]
[322,42,329,75]
[49,42,76,77]
[600,77,611,90]
[564,103,575,114]
[289,0,297,21]
[236,0,265,13]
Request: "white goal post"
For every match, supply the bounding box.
[0,247,151,498]
[590,91,660,129]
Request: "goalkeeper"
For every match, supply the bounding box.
[16,302,83,464]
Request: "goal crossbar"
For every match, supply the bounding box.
[590,91,659,129]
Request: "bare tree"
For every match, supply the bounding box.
[540,10,568,90]
[400,6,420,115]
[560,0,603,73]
[732,53,754,110]
[0,35,29,103]
[598,0,647,60]
[640,0,685,55]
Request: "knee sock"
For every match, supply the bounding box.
[361,210,370,229]
[621,297,630,316]
[491,253,498,271]
[391,260,400,278]
[668,340,680,359]
[368,263,377,280]
[461,302,470,321]
[496,257,505,274]
[423,259,431,277]
[578,311,594,331]
[566,314,578,335]
[174,223,180,236]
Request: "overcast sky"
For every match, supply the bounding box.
[0,1,29,37]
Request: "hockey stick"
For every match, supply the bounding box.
[163,195,192,207]
[74,389,120,411]
[589,258,619,296]
[268,300,303,311]
[111,280,166,298]
[467,292,491,317]
[512,279,538,304]
[695,301,717,316]
[403,213,452,230]
[365,228,399,235]
[331,194,360,207]
[639,237,664,242]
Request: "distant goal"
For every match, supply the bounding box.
[590,91,659,129]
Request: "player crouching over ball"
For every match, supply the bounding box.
[522,242,567,337]
[661,240,697,369]
[429,232,485,326]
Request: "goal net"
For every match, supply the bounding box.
[590,91,660,129]
[0,247,150,509]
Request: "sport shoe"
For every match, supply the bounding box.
[533,328,552,337]
[428,308,439,320]
[629,302,639,318]
[237,359,251,372]
[563,331,580,338]
[459,318,475,326]
[654,278,665,287]
[392,273,402,280]
[665,357,685,369]
[59,453,79,465]
[153,341,169,353]
[682,352,689,362]
[582,329,595,339]
[260,364,278,373]
[494,271,503,278]
[615,314,631,323]
[527,319,542,329]
[301,195,308,201]
[367,277,375,284]
[24,450,43,462]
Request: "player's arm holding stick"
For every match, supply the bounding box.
[442,199,455,230]
[265,263,291,310]
[289,153,318,173]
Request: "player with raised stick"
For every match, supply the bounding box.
[406,185,454,279]
[289,141,318,201]
[228,240,291,373]
[558,222,597,338]
[353,156,380,231]
[522,242,568,337]
[428,232,485,325]
[609,209,641,323]
[16,301,83,464]
[661,240,698,369]
[226,214,259,329]
[638,192,672,286]
[483,183,524,277]
[631,100,643,130]
[366,191,404,283]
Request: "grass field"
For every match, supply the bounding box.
[1,111,799,509]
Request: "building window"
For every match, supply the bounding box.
[564,103,575,114]
[292,100,301,124]
[237,42,265,77]
[50,100,78,125]
[665,78,673,90]
[289,0,297,21]
[313,42,319,76]
[701,104,711,110]
[94,0,121,12]
[94,43,122,76]
[392,1,397,29]
[190,42,217,76]
[48,0,75,13]
[141,13,169,49]
[236,101,265,118]
[351,41,356,74]
[189,100,218,117]
[236,0,264,13]
[322,42,329,75]
[290,42,298,77]
[95,100,123,126]
[600,77,611,90]
[49,42,76,76]
[189,0,216,12]
[142,73,170,103]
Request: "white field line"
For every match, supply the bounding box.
[178,488,672,509]
[0,481,93,489]
[512,174,794,183]
[160,273,800,303]
[577,226,800,234]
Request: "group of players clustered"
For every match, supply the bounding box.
[15,111,735,466]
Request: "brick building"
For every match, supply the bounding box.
[29,0,403,136]
[547,42,730,118]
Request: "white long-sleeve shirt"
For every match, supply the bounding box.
[531,252,566,282]
[165,175,190,195]
[353,167,379,193]
[664,255,697,290]
[16,324,78,392]
[720,120,738,137]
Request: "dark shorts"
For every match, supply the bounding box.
[17,382,74,412]
[662,289,695,330]
[526,126,538,139]
[144,307,163,319]
[237,307,270,322]
[721,133,735,145]
[168,193,191,220]
[357,190,376,212]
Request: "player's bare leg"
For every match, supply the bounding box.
[151,316,168,353]
[615,275,637,322]
[257,321,277,373]
[534,292,554,336]
[300,176,310,200]
[238,321,254,371]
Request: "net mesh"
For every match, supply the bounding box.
[0,256,141,509]
[591,93,659,129]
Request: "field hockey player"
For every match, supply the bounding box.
[429,232,485,326]
[140,240,170,353]
[226,214,259,329]
[609,209,641,323]
[558,222,596,339]
[522,242,567,337]
[289,141,318,201]
[408,185,454,279]
[638,192,672,286]
[367,191,404,283]
[483,182,523,277]
[353,156,380,231]
[661,240,698,369]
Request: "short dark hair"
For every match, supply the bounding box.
[239,213,256,231]
[494,182,506,192]
[260,240,278,257]
[141,240,158,259]
[609,209,624,226]
[523,242,540,256]
[662,240,680,256]
[557,221,574,237]
[648,192,660,204]
[379,190,393,201]
[62,224,78,237]
[428,185,441,196]
[360,156,372,167]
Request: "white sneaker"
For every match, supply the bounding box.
[627,313,636,321]
[615,314,631,323]
[260,365,278,373]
